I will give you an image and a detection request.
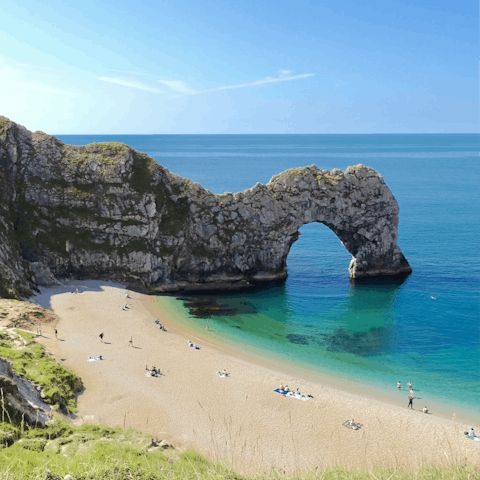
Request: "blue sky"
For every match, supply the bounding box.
[0,0,477,133]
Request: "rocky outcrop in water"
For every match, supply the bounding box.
[0,117,411,297]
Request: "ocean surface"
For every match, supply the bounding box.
[58,133,480,419]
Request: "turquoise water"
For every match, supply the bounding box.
[58,134,480,418]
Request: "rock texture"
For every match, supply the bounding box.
[0,358,52,426]
[0,117,411,297]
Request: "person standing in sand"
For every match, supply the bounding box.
[99,332,104,343]
[37,325,42,336]
[128,336,133,347]
[408,393,414,409]
[54,328,58,338]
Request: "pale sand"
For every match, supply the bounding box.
[34,281,479,476]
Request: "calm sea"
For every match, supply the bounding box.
[58,134,480,420]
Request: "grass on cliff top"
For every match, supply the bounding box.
[0,329,81,413]
[0,418,476,480]
[87,141,130,152]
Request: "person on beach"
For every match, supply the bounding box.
[408,393,414,409]
[423,406,428,414]
[409,389,414,396]
[279,383,285,391]
[126,293,130,298]
[155,319,159,325]
[397,381,401,389]
[222,368,228,375]
[99,332,104,343]
[284,385,290,392]
[37,325,42,336]
[128,336,133,347]
[468,428,476,437]
[54,328,58,338]
[407,381,412,389]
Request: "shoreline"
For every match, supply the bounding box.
[151,295,480,425]
[33,281,479,476]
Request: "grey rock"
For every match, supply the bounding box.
[0,117,411,298]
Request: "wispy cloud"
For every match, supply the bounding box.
[201,71,314,94]
[96,70,313,97]
[97,76,167,94]
[157,79,198,95]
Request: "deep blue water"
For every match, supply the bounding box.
[58,134,480,417]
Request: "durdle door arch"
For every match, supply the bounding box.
[0,118,411,296]
[205,164,412,287]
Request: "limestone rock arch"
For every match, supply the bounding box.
[0,117,411,295]
[185,164,412,288]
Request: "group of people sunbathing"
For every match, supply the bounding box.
[346,419,362,430]
[279,384,313,399]
[188,341,199,349]
[145,365,160,377]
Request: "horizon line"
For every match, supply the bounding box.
[53,132,478,136]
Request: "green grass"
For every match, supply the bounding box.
[0,419,241,480]
[0,330,82,413]
[88,142,130,153]
[0,418,476,480]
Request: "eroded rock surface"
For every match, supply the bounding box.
[0,117,411,297]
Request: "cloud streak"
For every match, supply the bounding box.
[157,79,198,95]
[201,71,314,94]
[97,70,313,97]
[98,76,167,94]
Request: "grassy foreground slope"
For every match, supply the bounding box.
[0,419,476,480]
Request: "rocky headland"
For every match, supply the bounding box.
[0,116,411,298]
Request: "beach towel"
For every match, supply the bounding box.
[87,356,102,362]
[343,420,363,430]
[216,372,230,377]
[284,391,310,401]
[466,436,479,441]
[274,389,287,395]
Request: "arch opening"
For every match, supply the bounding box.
[285,222,352,287]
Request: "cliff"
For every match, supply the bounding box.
[0,116,411,298]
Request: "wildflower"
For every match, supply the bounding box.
[158,464,164,469]
[168,459,174,464]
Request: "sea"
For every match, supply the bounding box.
[57,133,480,421]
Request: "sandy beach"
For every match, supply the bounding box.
[33,281,479,476]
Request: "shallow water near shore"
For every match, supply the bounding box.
[58,133,480,421]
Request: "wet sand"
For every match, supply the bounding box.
[34,281,479,476]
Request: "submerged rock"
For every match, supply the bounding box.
[0,117,411,297]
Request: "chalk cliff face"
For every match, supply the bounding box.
[0,117,411,297]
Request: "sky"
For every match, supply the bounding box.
[0,0,477,134]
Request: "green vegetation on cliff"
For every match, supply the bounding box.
[0,329,81,414]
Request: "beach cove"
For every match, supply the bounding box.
[34,281,479,476]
